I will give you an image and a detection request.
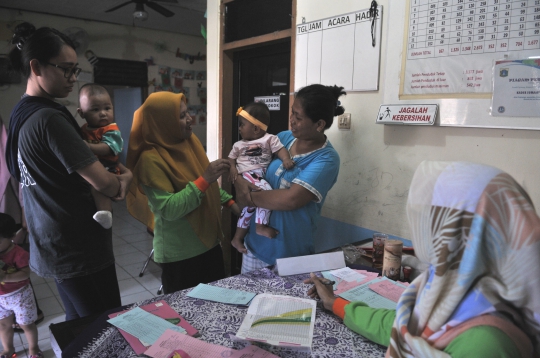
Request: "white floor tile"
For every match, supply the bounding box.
[131,240,154,253]
[113,226,144,237]
[118,278,148,296]
[33,283,55,300]
[120,261,149,278]
[135,271,162,291]
[115,265,131,281]
[37,337,55,358]
[46,282,59,298]
[112,235,128,246]
[121,290,156,306]
[35,296,64,316]
[113,243,140,256]
[114,251,149,267]
[120,232,153,244]
[29,272,46,285]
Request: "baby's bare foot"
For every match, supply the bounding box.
[256,224,279,238]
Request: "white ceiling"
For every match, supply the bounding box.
[0,0,207,37]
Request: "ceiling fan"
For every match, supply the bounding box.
[105,0,178,20]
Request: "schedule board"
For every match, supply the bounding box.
[401,0,540,97]
[294,6,382,92]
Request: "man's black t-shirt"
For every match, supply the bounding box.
[18,108,114,279]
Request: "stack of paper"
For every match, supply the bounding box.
[108,300,198,355]
[321,268,408,309]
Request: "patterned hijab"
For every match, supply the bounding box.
[388,161,540,357]
[126,92,223,248]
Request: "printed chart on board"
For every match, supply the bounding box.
[295,6,382,92]
[235,294,316,349]
[401,0,540,97]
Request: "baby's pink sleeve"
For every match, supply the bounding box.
[269,135,284,153]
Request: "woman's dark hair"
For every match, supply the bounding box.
[295,84,346,129]
[8,22,76,78]
[243,101,271,126]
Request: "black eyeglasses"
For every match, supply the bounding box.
[45,62,82,78]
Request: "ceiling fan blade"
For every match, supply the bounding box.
[145,1,175,17]
[105,1,134,12]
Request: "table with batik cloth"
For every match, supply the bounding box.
[69,267,386,357]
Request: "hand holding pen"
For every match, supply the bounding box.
[304,273,337,311]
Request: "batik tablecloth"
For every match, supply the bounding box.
[73,268,386,357]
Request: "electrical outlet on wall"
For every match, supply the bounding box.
[338,113,351,130]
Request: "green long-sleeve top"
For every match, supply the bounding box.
[332,298,520,357]
[142,177,233,264]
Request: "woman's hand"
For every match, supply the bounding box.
[112,163,133,201]
[202,159,230,184]
[234,176,261,209]
[304,272,336,311]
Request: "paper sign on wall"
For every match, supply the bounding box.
[491,59,540,117]
[376,104,437,125]
[254,96,280,111]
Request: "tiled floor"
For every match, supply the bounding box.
[6,201,162,358]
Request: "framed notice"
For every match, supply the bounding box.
[492,58,540,116]
[401,0,540,98]
[295,6,382,92]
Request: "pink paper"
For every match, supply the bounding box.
[145,329,279,358]
[334,271,379,295]
[368,280,406,302]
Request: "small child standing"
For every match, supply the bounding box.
[228,102,295,254]
[77,83,123,229]
[0,213,42,358]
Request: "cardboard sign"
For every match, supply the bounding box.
[254,96,280,111]
[376,104,437,125]
[276,251,346,276]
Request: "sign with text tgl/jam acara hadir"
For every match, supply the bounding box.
[376,104,437,125]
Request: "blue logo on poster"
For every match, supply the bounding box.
[499,68,509,77]
[497,106,505,113]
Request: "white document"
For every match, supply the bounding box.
[329,267,366,282]
[275,251,345,276]
[235,293,316,350]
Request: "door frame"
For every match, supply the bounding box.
[218,0,297,275]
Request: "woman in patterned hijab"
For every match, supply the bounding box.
[307,161,540,357]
